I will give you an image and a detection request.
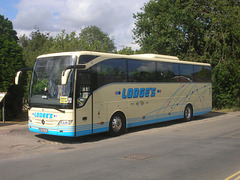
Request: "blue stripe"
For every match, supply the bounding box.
[93,127,109,134]
[127,114,183,128]
[76,129,92,136]
[29,123,75,137]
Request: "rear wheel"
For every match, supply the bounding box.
[109,113,126,136]
[184,104,193,121]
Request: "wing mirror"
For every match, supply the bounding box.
[15,71,22,85]
[15,67,33,85]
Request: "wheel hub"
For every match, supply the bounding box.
[185,107,191,120]
[112,116,122,132]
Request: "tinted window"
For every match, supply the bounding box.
[76,71,91,107]
[194,65,211,82]
[128,60,156,82]
[179,64,194,82]
[156,62,179,82]
[79,55,99,64]
[92,59,127,89]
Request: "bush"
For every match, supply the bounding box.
[212,60,240,109]
[0,15,26,120]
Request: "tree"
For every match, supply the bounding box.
[0,15,26,119]
[133,0,240,109]
[20,28,51,67]
[117,46,135,55]
[79,26,116,52]
[52,30,80,52]
[0,15,18,42]
[133,0,240,61]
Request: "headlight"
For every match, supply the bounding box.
[58,120,73,126]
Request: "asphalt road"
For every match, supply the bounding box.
[0,111,240,180]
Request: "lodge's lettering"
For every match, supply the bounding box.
[34,112,54,119]
[122,88,156,99]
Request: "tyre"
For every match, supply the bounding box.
[184,104,193,121]
[109,112,126,136]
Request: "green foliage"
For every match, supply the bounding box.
[133,0,240,109]
[32,79,49,95]
[117,46,135,55]
[0,15,18,42]
[79,26,116,52]
[0,15,26,119]
[212,60,240,109]
[19,28,51,67]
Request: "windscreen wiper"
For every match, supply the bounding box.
[52,107,65,113]
[31,104,66,113]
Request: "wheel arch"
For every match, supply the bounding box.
[109,110,127,136]
[186,103,193,109]
[109,110,127,122]
[109,110,126,125]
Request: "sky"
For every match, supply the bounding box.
[0,0,149,50]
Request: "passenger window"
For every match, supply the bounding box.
[92,59,127,89]
[194,65,211,82]
[179,64,194,82]
[128,60,156,82]
[156,62,179,82]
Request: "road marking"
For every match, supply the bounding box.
[225,171,240,180]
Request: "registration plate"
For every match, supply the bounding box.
[39,128,48,133]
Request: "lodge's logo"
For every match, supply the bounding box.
[115,87,161,99]
[33,112,56,119]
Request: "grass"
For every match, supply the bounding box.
[213,107,240,112]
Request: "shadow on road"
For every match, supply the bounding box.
[35,132,110,144]
[35,111,226,144]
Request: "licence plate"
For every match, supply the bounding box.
[39,128,48,133]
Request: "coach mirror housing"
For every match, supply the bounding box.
[15,67,33,85]
[61,69,71,85]
[61,64,86,85]
[15,71,22,85]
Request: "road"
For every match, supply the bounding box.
[0,111,240,180]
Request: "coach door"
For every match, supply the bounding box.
[75,70,93,136]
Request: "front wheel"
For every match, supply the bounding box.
[184,104,193,121]
[109,113,126,136]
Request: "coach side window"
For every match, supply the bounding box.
[156,62,179,82]
[128,60,156,82]
[179,64,194,82]
[92,59,127,89]
[194,65,211,82]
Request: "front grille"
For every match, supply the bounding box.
[32,119,58,126]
